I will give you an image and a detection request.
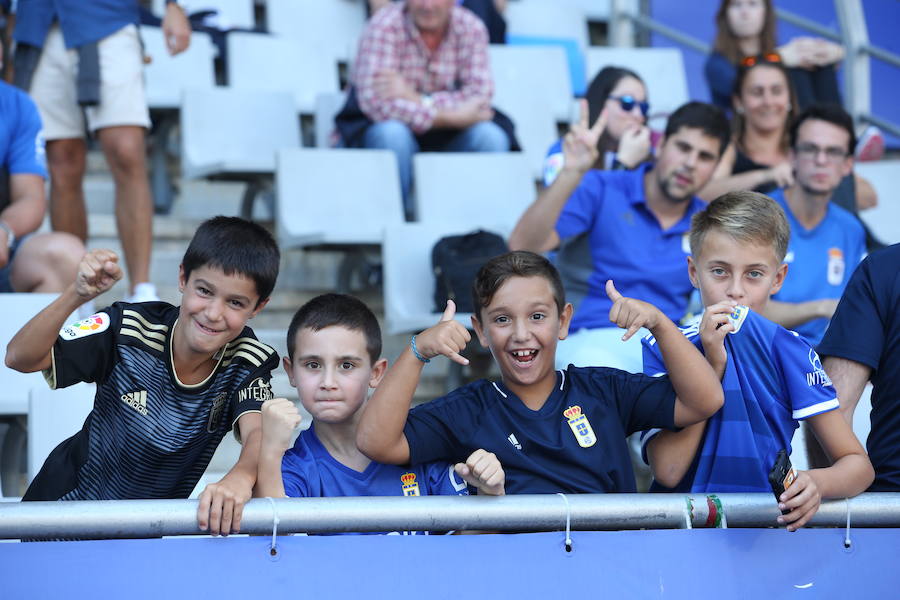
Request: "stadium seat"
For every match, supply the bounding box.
[27,384,95,488]
[314,91,348,148]
[226,32,340,114]
[585,47,689,128]
[266,0,366,64]
[855,160,900,245]
[489,45,573,123]
[180,88,300,218]
[505,0,590,50]
[151,0,255,29]
[142,27,217,110]
[0,294,60,496]
[412,152,536,228]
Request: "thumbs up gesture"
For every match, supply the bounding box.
[412,300,472,365]
[606,280,663,341]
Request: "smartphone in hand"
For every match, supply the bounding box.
[769,449,797,516]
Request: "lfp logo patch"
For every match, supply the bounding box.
[564,406,596,448]
[60,313,110,340]
[401,473,420,497]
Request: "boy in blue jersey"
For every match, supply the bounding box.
[256,294,505,530]
[356,251,724,494]
[7,216,281,536]
[641,191,873,531]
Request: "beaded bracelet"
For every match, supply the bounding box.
[410,335,430,363]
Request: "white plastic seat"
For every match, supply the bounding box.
[412,152,536,228]
[27,384,95,485]
[142,27,217,110]
[0,294,58,418]
[151,0,255,29]
[490,44,573,123]
[266,0,367,63]
[855,160,900,245]
[585,47,689,126]
[505,0,589,50]
[314,91,347,148]
[180,88,300,180]
[226,32,340,114]
[275,148,404,248]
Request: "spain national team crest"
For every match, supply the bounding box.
[563,406,596,448]
[401,473,421,497]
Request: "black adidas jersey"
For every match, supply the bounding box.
[23,301,278,501]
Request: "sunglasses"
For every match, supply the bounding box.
[740,53,782,67]
[608,95,650,117]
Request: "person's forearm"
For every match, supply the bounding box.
[229,426,262,491]
[5,285,85,372]
[508,169,582,252]
[0,196,45,238]
[808,453,873,499]
[255,443,287,498]
[698,169,774,202]
[653,319,723,425]
[647,423,706,487]
[356,346,422,464]
[823,357,871,426]
[763,299,832,329]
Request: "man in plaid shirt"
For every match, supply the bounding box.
[351,0,510,219]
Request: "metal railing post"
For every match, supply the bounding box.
[833,0,871,126]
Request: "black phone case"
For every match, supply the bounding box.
[768,449,796,515]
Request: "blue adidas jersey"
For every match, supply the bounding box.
[282,425,467,535]
[770,188,866,346]
[405,366,677,494]
[641,306,839,493]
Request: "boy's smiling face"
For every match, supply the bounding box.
[284,325,386,424]
[472,276,573,405]
[177,264,266,358]
[689,229,787,312]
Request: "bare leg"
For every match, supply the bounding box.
[46,138,88,242]
[9,232,84,293]
[97,125,153,292]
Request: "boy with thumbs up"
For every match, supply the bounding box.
[357,251,723,494]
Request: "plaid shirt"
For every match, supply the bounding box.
[352,2,493,134]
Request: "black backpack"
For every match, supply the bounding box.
[432,230,508,313]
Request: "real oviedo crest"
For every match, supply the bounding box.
[401,473,421,496]
[564,405,597,448]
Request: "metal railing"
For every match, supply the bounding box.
[2,493,899,539]
[610,0,900,138]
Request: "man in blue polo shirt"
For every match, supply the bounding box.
[10,0,190,303]
[763,104,866,347]
[509,101,730,372]
[816,244,900,491]
[0,77,85,294]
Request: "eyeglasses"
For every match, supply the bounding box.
[740,53,782,67]
[795,143,848,162]
[608,95,650,117]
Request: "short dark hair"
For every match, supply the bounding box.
[181,216,280,306]
[286,293,382,364]
[664,101,731,157]
[472,251,565,321]
[789,103,857,155]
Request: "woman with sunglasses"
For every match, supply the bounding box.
[706,0,845,114]
[701,59,878,217]
[543,66,653,188]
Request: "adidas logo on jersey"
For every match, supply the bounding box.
[507,433,522,450]
[121,390,148,416]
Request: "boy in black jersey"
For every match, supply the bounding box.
[6,216,280,536]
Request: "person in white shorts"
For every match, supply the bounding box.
[10,0,191,302]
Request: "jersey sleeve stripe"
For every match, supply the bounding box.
[120,328,165,353]
[224,350,264,368]
[792,398,840,420]
[122,310,170,332]
[43,348,59,389]
[122,318,168,342]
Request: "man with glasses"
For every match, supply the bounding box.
[763,104,866,346]
[509,101,730,373]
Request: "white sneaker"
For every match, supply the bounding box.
[127,282,160,304]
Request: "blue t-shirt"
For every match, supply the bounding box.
[543,139,618,187]
[404,366,677,494]
[818,244,900,491]
[0,80,47,181]
[14,0,139,49]
[281,425,467,534]
[770,188,866,346]
[641,306,839,493]
[554,163,703,330]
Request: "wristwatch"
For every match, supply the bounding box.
[0,220,15,251]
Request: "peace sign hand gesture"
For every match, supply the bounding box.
[562,100,608,176]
